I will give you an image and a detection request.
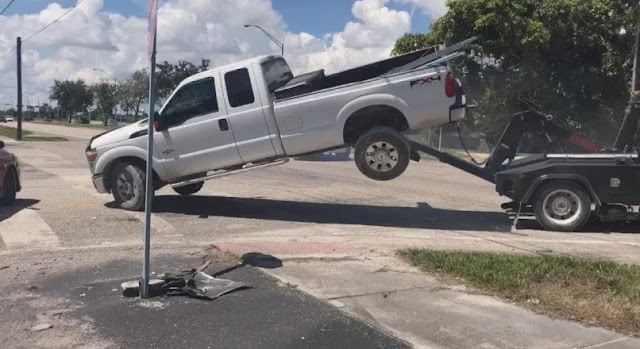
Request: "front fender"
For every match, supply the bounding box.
[336,94,412,131]
[94,146,169,181]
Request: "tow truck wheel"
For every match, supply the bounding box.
[173,182,204,196]
[534,181,591,232]
[111,162,146,211]
[354,127,410,181]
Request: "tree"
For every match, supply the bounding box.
[93,82,117,126]
[40,103,52,119]
[391,33,435,56]
[156,59,210,99]
[50,79,94,123]
[26,105,35,118]
[393,0,638,145]
[119,69,149,121]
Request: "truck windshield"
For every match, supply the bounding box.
[262,58,293,93]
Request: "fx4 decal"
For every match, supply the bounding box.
[410,75,442,88]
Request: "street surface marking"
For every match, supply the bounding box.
[0,209,60,249]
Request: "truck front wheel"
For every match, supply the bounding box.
[354,127,410,181]
[534,181,591,232]
[111,162,147,211]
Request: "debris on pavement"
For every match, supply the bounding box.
[0,265,9,271]
[30,323,53,332]
[121,261,251,300]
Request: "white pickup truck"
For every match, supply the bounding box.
[86,42,469,210]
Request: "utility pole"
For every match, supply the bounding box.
[632,20,640,97]
[613,18,640,152]
[93,68,118,120]
[244,24,284,56]
[16,37,22,141]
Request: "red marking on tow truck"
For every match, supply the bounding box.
[569,133,601,153]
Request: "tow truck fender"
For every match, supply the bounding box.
[520,174,602,206]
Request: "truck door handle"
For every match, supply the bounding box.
[162,148,175,155]
[219,119,229,131]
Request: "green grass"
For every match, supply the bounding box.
[401,249,640,335]
[0,125,68,142]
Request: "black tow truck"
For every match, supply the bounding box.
[411,98,640,232]
[410,25,640,232]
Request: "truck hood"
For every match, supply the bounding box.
[90,120,149,149]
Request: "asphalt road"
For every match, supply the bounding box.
[3,128,640,264]
[1,123,640,348]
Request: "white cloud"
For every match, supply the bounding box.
[0,0,432,108]
[394,0,448,20]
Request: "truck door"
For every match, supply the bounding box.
[154,75,242,179]
[220,65,277,163]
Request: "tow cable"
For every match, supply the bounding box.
[456,124,489,166]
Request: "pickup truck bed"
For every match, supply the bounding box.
[275,47,435,100]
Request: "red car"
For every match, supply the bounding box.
[0,141,20,205]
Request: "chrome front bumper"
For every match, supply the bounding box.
[92,174,109,194]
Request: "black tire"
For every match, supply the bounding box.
[534,181,591,232]
[173,182,204,196]
[0,168,17,205]
[111,162,147,211]
[354,127,410,181]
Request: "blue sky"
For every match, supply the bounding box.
[1,0,445,107]
[272,0,433,36]
[4,0,433,36]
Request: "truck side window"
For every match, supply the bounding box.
[225,68,255,108]
[163,77,218,125]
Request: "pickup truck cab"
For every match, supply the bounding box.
[87,45,467,210]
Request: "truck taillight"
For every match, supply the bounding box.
[445,72,456,98]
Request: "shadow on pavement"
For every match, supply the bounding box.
[213,253,283,278]
[0,198,40,223]
[151,196,512,232]
[516,217,640,234]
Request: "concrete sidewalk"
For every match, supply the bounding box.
[265,258,640,349]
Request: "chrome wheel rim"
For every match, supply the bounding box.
[365,141,399,172]
[116,172,135,201]
[542,189,583,227]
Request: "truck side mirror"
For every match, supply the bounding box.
[153,112,168,132]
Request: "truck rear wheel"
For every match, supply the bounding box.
[111,162,147,211]
[354,127,410,181]
[534,181,591,232]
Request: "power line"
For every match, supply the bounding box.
[0,0,16,16]
[0,0,86,60]
[23,0,86,43]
